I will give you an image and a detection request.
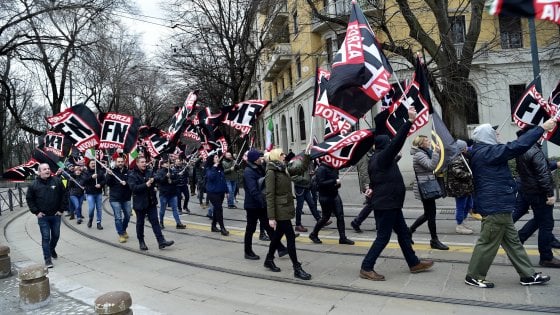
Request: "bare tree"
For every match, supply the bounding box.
[162,0,273,108]
[306,0,559,138]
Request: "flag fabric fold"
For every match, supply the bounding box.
[486,0,560,25]
[46,104,102,152]
[310,128,376,169]
[222,100,270,137]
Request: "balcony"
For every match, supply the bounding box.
[262,0,289,41]
[263,43,292,81]
[311,0,381,33]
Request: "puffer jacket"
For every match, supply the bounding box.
[516,143,555,197]
[290,154,312,189]
[410,146,440,200]
[82,167,106,195]
[26,176,69,215]
[445,153,474,197]
[470,126,544,215]
[266,155,310,221]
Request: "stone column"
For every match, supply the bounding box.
[19,263,50,310]
[94,291,133,315]
[0,245,11,278]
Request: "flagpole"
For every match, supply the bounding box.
[339,167,353,180]
[95,158,124,183]
[61,169,85,190]
[235,138,248,165]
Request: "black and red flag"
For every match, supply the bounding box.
[40,131,72,158]
[310,128,376,169]
[46,104,101,152]
[327,0,393,122]
[167,91,199,152]
[98,112,140,153]
[313,68,353,136]
[198,126,228,158]
[222,100,270,137]
[487,0,560,25]
[549,80,560,108]
[385,56,432,136]
[139,126,169,158]
[2,159,39,180]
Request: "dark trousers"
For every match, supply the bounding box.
[353,196,373,227]
[37,215,61,261]
[410,198,439,240]
[177,185,190,210]
[208,192,225,229]
[517,193,555,261]
[245,208,285,254]
[294,186,321,226]
[313,194,346,239]
[266,220,298,266]
[134,206,165,244]
[361,208,419,271]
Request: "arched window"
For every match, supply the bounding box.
[299,106,306,141]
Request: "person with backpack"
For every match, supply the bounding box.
[445,140,475,235]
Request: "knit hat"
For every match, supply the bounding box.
[247,150,262,163]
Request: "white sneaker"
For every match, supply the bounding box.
[456,224,473,235]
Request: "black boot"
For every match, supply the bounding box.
[244,251,260,260]
[430,239,449,250]
[139,240,148,251]
[159,240,175,249]
[293,262,311,280]
[339,237,355,245]
[309,233,322,244]
[264,259,281,272]
[211,225,220,232]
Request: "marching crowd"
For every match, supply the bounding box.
[26,107,559,287]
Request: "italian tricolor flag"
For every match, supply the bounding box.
[265,117,274,152]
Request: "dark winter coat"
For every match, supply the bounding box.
[106,167,132,202]
[368,120,413,210]
[82,167,106,195]
[205,165,227,194]
[470,125,544,215]
[127,167,158,210]
[155,167,179,196]
[315,163,339,197]
[243,161,266,209]
[26,176,68,215]
[516,143,555,197]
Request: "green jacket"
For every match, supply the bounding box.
[265,155,310,220]
[222,158,238,181]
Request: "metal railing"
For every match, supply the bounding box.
[0,184,26,215]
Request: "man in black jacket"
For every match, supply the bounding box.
[128,157,174,250]
[515,125,560,268]
[360,107,433,281]
[106,156,132,243]
[26,163,69,268]
[309,162,354,245]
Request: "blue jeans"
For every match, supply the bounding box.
[226,180,237,206]
[37,215,61,261]
[70,195,84,219]
[110,200,132,235]
[294,186,321,226]
[518,193,555,261]
[87,193,103,223]
[159,194,181,225]
[361,209,420,271]
[455,195,473,224]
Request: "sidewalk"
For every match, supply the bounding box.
[2,196,560,314]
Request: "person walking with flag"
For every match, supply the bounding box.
[206,154,229,236]
[464,120,555,288]
[360,107,433,281]
[83,160,106,230]
[106,156,133,243]
[409,135,449,250]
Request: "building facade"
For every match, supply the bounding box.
[252,0,560,181]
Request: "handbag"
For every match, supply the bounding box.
[416,173,443,200]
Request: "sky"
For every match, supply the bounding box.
[119,0,172,58]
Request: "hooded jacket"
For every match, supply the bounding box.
[470,123,544,215]
[368,121,413,210]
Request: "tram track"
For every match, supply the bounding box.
[12,198,551,313]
